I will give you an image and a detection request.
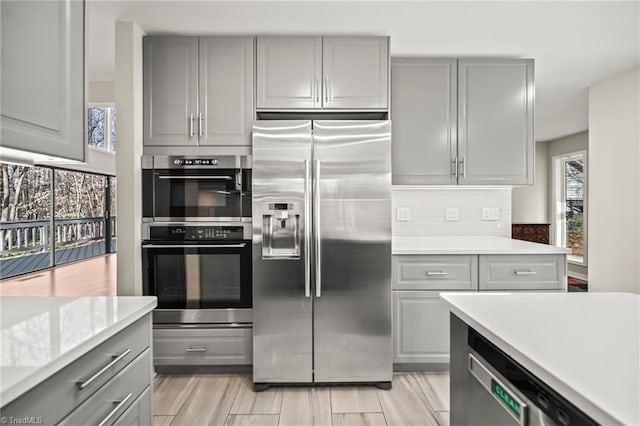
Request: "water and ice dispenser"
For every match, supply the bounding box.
[262,202,301,259]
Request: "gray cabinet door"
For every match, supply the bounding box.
[199,36,254,146]
[143,37,199,146]
[391,58,457,184]
[457,58,534,185]
[1,0,85,161]
[256,37,322,109]
[393,291,450,364]
[323,37,388,109]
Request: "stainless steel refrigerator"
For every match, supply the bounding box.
[252,120,392,389]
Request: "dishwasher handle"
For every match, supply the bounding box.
[468,353,528,425]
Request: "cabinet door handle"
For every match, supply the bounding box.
[426,271,448,277]
[76,348,132,390]
[198,112,204,137]
[324,75,329,104]
[514,270,537,275]
[459,157,466,178]
[185,346,208,352]
[189,113,195,137]
[452,157,458,178]
[97,393,133,426]
[315,76,320,104]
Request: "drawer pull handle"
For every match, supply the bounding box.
[186,346,208,353]
[426,271,448,277]
[77,348,132,390]
[97,393,133,426]
[514,270,537,275]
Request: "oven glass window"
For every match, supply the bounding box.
[200,254,241,304]
[154,170,241,219]
[154,254,187,308]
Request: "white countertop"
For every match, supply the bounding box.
[0,296,157,405]
[393,236,571,255]
[441,292,640,426]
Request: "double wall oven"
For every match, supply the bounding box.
[142,155,252,326]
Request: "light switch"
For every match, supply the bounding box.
[482,207,500,221]
[445,208,459,221]
[396,207,410,222]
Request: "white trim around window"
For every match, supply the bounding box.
[88,103,117,155]
[552,150,588,267]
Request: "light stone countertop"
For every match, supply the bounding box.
[393,236,571,255]
[0,296,157,406]
[441,292,639,426]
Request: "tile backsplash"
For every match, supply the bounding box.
[392,186,512,237]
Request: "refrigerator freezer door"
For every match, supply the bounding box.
[312,120,392,383]
[252,120,313,383]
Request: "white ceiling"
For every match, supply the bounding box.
[86,0,640,142]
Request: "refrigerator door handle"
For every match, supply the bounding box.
[314,159,322,298]
[304,159,311,298]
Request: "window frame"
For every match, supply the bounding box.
[552,150,588,266]
[87,102,117,155]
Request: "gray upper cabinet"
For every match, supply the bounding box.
[199,37,254,146]
[391,57,534,186]
[144,37,199,146]
[144,36,254,146]
[391,58,457,184]
[256,36,388,110]
[1,0,85,161]
[256,36,322,109]
[322,37,388,109]
[457,58,534,185]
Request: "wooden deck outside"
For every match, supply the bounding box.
[0,253,117,297]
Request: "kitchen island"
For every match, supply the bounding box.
[442,292,639,425]
[1,296,157,426]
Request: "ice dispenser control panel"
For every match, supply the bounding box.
[262,202,301,259]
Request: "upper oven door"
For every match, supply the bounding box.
[142,241,252,310]
[153,169,242,221]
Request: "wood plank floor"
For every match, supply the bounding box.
[0,253,117,296]
[153,372,450,426]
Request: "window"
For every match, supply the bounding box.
[0,162,116,279]
[88,104,117,153]
[553,151,587,265]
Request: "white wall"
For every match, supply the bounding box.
[512,142,549,224]
[115,21,144,296]
[588,66,640,293]
[392,187,511,237]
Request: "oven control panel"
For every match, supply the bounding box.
[149,226,245,241]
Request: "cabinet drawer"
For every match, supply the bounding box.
[1,315,151,425]
[60,350,152,426]
[393,291,450,364]
[393,255,478,290]
[479,254,566,291]
[154,326,252,365]
[114,386,151,426]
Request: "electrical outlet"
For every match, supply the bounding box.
[482,207,500,221]
[445,208,459,221]
[396,207,410,222]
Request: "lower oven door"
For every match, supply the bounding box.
[142,241,251,310]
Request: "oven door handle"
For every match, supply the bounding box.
[142,244,246,248]
[157,175,233,180]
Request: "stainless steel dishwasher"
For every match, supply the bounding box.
[451,315,598,426]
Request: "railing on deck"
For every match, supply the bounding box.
[0,217,117,256]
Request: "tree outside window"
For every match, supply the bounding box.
[88,104,116,153]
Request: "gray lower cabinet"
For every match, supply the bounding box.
[1,315,153,426]
[1,0,85,161]
[393,254,478,291]
[256,36,388,110]
[114,387,151,426]
[153,327,252,365]
[391,57,534,185]
[393,291,453,365]
[143,36,254,146]
[479,254,566,291]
